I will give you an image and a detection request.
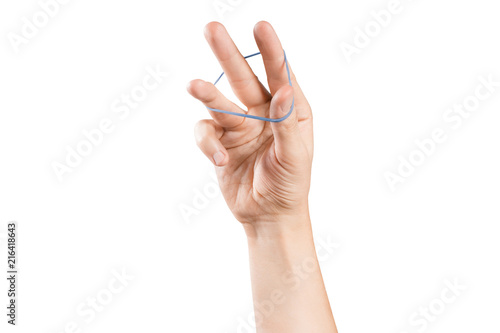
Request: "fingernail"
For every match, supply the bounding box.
[213,151,224,166]
[186,81,194,93]
[280,98,293,116]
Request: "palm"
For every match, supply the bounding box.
[217,101,312,222]
[218,120,274,220]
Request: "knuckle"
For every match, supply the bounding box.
[228,75,259,90]
[199,86,217,105]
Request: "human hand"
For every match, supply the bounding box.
[188,21,314,231]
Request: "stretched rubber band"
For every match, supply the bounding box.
[206,50,294,123]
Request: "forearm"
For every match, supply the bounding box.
[243,214,337,333]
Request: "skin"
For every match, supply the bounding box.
[188,21,338,332]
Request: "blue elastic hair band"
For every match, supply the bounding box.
[206,50,294,123]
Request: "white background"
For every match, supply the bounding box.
[1,0,499,332]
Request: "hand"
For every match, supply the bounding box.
[189,23,337,331]
[188,21,314,230]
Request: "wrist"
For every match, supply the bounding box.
[242,210,313,241]
[244,213,319,280]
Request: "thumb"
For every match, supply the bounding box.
[270,85,303,163]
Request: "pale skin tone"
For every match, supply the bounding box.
[187,21,337,332]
